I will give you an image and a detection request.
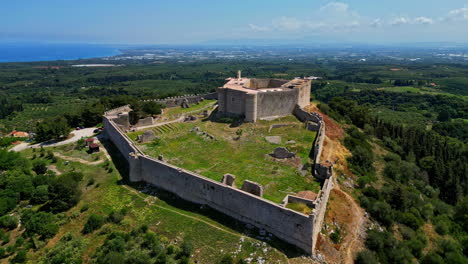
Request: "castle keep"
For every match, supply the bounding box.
[217,72,311,122]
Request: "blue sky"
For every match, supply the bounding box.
[1,0,468,44]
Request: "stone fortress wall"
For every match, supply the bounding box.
[103,101,333,255]
[111,93,218,130]
[217,77,311,122]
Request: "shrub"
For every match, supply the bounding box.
[80,204,89,213]
[43,233,84,264]
[180,240,193,258]
[10,249,27,263]
[22,211,59,239]
[87,178,95,186]
[107,211,124,224]
[82,214,105,234]
[330,228,341,244]
[218,255,234,264]
[0,215,18,230]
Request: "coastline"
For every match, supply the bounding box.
[0,43,122,63]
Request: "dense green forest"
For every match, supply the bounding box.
[0,57,466,263]
[322,97,467,263]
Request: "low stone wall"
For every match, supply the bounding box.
[283,195,316,209]
[104,104,131,117]
[145,93,216,108]
[136,116,154,127]
[103,104,334,255]
[311,178,333,250]
[293,105,322,124]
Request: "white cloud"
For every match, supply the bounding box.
[414,17,433,24]
[391,16,410,26]
[446,7,468,21]
[272,17,303,31]
[370,18,383,27]
[248,24,270,32]
[320,2,350,13]
[245,2,468,36]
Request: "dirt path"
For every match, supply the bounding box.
[334,182,366,264]
[304,103,366,263]
[53,152,104,165]
[47,165,62,175]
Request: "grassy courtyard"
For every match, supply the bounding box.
[131,115,320,203]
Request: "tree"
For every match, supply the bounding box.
[141,101,164,115]
[454,196,468,232]
[437,109,451,122]
[0,215,18,230]
[355,250,378,264]
[10,249,27,263]
[33,159,48,175]
[0,190,19,215]
[48,172,82,212]
[22,211,59,239]
[421,252,445,264]
[36,117,71,142]
[31,185,49,204]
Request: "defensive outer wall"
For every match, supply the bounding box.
[103,103,333,255]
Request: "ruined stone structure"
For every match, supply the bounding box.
[217,72,311,122]
[103,98,333,255]
[293,106,333,180]
[145,92,218,108]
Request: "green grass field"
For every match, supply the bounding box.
[16,144,293,264]
[134,115,320,203]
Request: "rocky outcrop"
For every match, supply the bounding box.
[271,147,295,159]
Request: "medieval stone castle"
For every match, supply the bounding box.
[103,74,333,255]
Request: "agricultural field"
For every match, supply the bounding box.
[130,114,320,204]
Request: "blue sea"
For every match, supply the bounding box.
[0,43,121,62]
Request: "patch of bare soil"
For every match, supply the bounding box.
[47,164,62,175]
[305,104,343,140]
[318,186,367,264]
[304,103,366,264]
[53,152,104,165]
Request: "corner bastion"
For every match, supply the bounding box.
[103,99,333,255]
